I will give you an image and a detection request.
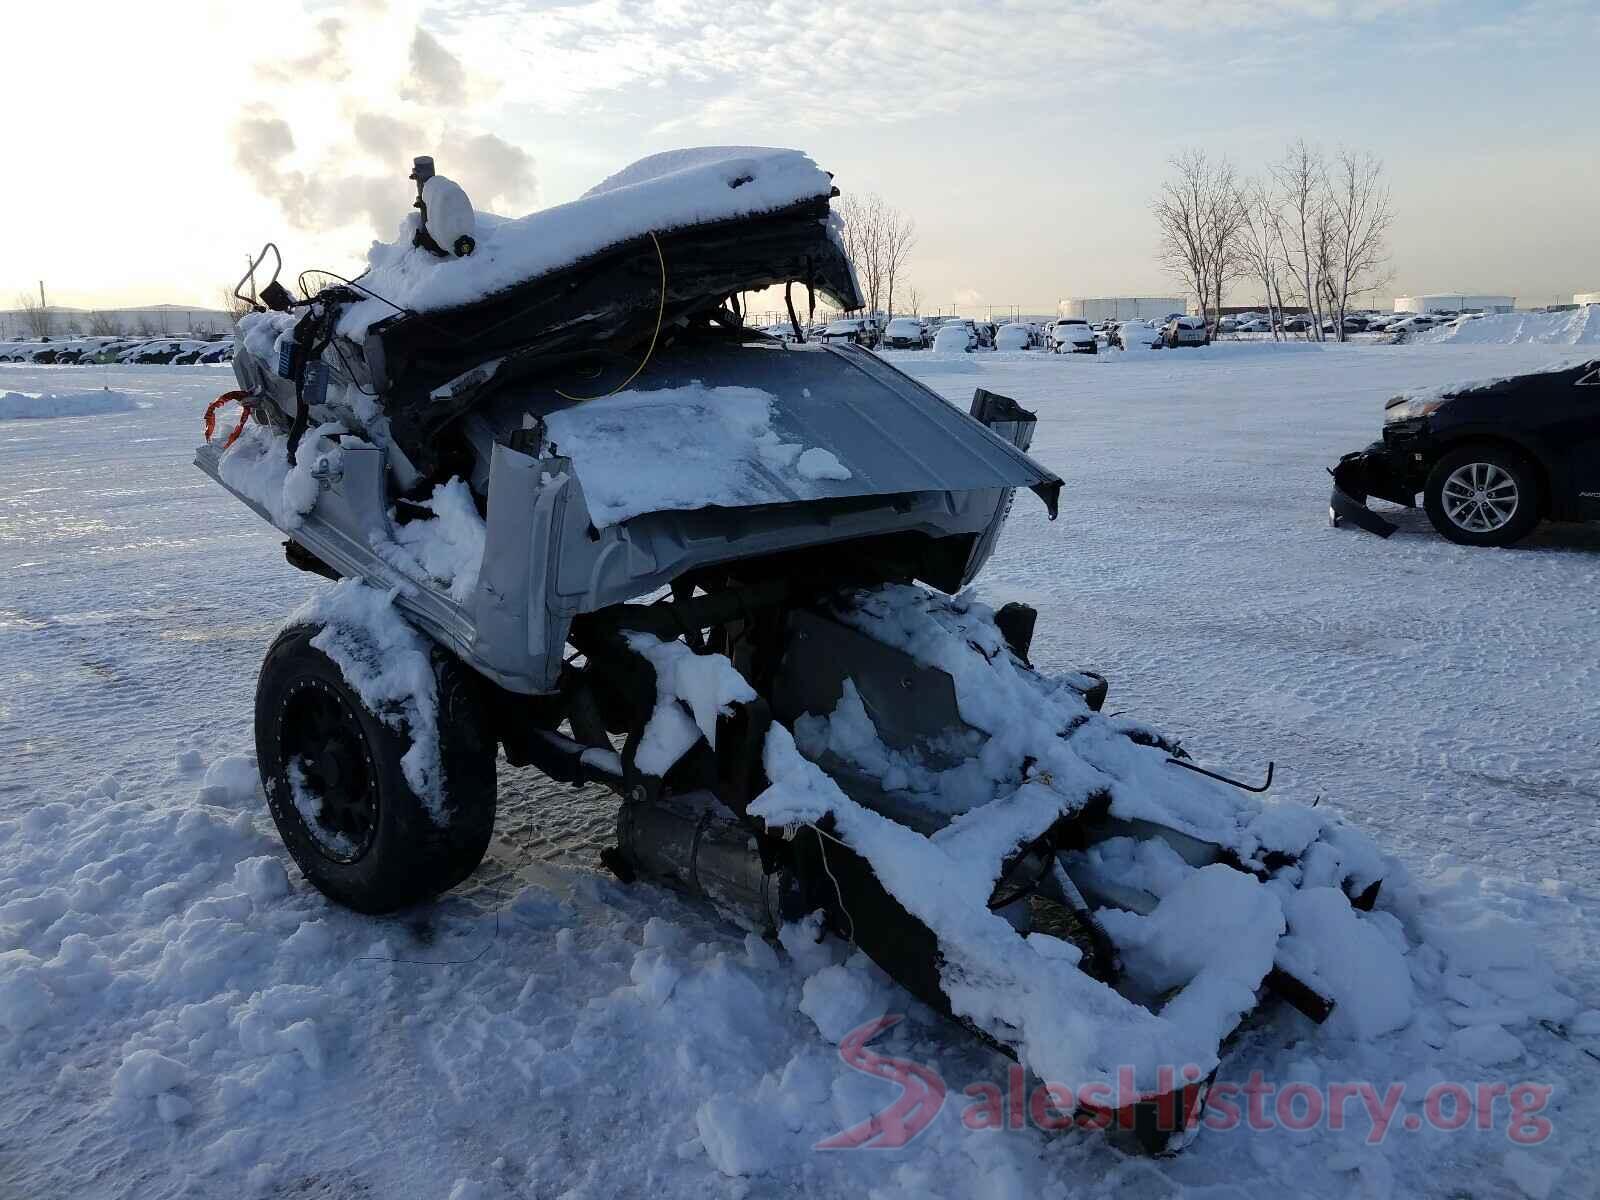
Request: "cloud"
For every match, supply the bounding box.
[445,130,539,211]
[353,112,426,163]
[256,16,351,83]
[232,3,536,239]
[403,29,467,106]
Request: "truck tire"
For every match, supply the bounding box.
[1423,445,1542,547]
[254,624,497,913]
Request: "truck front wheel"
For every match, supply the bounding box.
[254,624,497,913]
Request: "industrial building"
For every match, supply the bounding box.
[1393,294,1515,314]
[1057,297,1186,322]
[0,303,234,339]
[1576,292,1600,306]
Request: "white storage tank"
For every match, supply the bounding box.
[1057,297,1187,322]
[1393,294,1515,314]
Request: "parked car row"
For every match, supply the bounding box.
[0,335,235,365]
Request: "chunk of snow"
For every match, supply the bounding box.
[232,856,289,902]
[795,447,851,481]
[798,955,895,1044]
[379,476,486,603]
[1449,1022,1523,1065]
[217,420,345,532]
[1502,1149,1563,1200]
[155,1093,193,1123]
[777,912,841,977]
[1097,864,1284,1049]
[1278,887,1414,1039]
[625,634,757,776]
[200,755,259,804]
[0,952,53,1035]
[112,1049,188,1099]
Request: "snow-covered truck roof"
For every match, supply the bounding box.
[339,147,847,337]
[318,146,864,470]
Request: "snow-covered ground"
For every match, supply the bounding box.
[2,344,1596,1200]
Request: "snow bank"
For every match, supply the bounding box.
[339,147,835,336]
[1418,305,1600,345]
[543,383,854,527]
[0,389,138,420]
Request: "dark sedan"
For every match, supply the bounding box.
[1330,360,1600,546]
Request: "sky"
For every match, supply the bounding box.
[5,0,1598,316]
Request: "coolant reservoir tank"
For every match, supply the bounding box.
[422,175,476,257]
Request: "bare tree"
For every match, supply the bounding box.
[221,285,256,327]
[14,290,53,338]
[1202,158,1248,323]
[86,311,120,336]
[1236,181,1287,338]
[881,209,916,318]
[1153,151,1213,322]
[836,193,916,320]
[1322,149,1395,342]
[835,193,885,316]
[904,284,922,318]
[1271,140,1330,340]
[1153,150,1244,325]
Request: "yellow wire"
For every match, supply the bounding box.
[555,231,667,402]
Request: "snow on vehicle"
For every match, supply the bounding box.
[1111,319,1161,350]
[1161,315,1210,348]
[1329,358,1600,544]
[1048,318,1097,354]
[819,316,875,347]
[931,321,977,352]
[993,321,1034,351]
[199,146,1408,1153]
[880,316,928,349]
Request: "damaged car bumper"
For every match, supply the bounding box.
[1328,442,1418,538]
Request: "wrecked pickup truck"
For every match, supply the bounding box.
[1330,358,1600,546]
[198,146,1411,1154]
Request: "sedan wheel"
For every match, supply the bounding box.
[1423,447,1541,547]
[1440,462,1519,534]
